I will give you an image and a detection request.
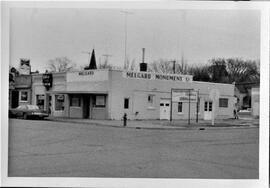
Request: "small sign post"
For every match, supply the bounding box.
[209,89,220,126]
[196,90,199,123]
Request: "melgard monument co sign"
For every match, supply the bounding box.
[123,71,193,82]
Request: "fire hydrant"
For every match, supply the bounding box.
[123,113,127,127]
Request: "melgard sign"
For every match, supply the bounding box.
[123,71,193,82]
[67,70,108,82]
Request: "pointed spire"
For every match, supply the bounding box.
[89,49,97,69]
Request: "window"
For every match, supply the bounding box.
[70,95,80,107]
[36,95,45,110]
[160,103,164,106]
[165,103,169,106]
[209,102,212,112]
[204,102,208,111]
[178,102,183,113]
[55,95,65,111]
[148,95,154,104]
[20,91,28,102]
[93,95,106,107]
[124,98,129,109]
[219,98,228,108]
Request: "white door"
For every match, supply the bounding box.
[204,101,213,120]
[160,100,170,120]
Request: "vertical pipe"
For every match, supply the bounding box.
[170,88,173,122]
[142,48,145,63]
[188,89,191,125]
[173,60,176,74]
[196,90,199,123]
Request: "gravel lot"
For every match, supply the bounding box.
[8,119,259,178]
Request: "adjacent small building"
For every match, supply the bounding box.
[31,69,236,120]
[251,87,260,118]
[9,75,32,109]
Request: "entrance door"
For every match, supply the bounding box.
[204,101,213,120]
[83,95,90,119]
[11,91,19,108]
[160,99,170,120]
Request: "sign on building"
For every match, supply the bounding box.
[123,71,193,82]
[42,73,53,90]
[172,90,198,103]
[19,59,31,75]
[67,70,109,82]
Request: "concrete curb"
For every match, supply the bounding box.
[46,118,258,131]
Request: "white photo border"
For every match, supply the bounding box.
[1,1,269,188]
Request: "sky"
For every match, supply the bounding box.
[10,8,260,72]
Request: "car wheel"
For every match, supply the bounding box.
[23,113,28,120]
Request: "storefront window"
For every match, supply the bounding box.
[36,95,45,110]
[20,91,28,102]
[70,95,80,107]
[219,98,228,108]
[55,94,65,111]
[93,95,106,107]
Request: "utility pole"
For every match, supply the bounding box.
[120,10,134,69]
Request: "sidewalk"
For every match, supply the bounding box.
[47,116,259,130]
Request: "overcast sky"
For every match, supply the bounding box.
[10,8,260,72]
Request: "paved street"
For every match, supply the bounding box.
[8,119,259,178]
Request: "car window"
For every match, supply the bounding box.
[27,105,39,110]
[17,105,27,110]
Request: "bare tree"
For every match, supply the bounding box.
[175,59,189,74]
[148,59,188,74]
[47,57,76,72]
[98,59,113,69]
[148,59,170,73]
[124,57,137,71]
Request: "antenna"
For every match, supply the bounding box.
[102,54,112,64]
[120,10,134,69]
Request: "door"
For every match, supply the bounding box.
[204,101,213,120]
[11,91,19,108]
[160,99,170,120]
[83,95,90,119]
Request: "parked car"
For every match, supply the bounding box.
[9,105,49,120]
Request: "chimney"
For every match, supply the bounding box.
[139,48,147,72]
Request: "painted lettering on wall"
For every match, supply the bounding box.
[67,70,109,82]
[78,71,94,76]
[123,71,193,82]
[172,90,198,103]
